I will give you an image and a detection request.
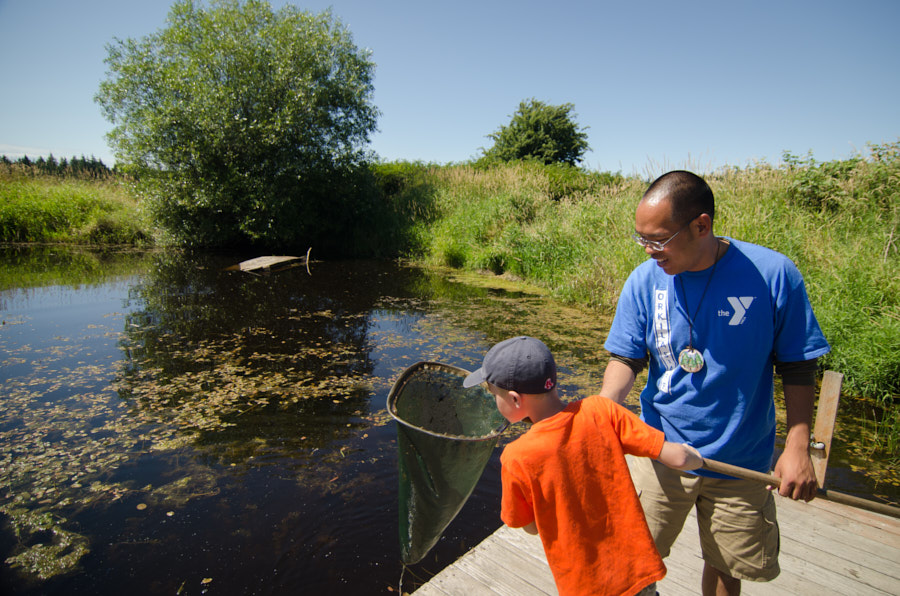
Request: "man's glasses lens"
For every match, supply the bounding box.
[632,215,702,251]
[632,235,666,251]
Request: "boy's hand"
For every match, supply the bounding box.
[681,443,703,471]
[657,441,703,471]
[521,521,538,535]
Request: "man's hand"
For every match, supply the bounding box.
[775,383,819,501]
[772,444,818,501]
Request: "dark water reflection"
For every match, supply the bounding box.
[0,246,895,595]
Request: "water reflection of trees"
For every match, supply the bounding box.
[115,252,430,464]
[0,248,633,588]
[0,245,150,294]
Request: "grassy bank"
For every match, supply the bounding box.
[0,164,151,245]
[3,147,897,462]
[386,145,899,463]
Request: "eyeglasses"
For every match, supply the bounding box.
[632,216,699,252]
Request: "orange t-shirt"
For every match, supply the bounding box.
[500,395,666,596]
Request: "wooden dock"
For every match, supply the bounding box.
[415,461,900,595]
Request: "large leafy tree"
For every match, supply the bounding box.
[95,0,378,249]
[483,99,590,166]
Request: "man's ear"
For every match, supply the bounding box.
[694,213,713,238]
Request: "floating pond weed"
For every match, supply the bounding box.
[1,247,896,592]
[3,509,90,580]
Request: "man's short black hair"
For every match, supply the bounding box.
[645,170,715,224]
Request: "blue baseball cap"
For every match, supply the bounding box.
[463,336,557,394]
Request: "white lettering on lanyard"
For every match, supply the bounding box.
[654,289,677,393]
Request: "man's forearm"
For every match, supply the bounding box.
[600,359,636,404]
[783,383,815,451]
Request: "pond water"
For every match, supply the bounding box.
[0,246,895,595]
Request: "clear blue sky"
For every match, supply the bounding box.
[1,0,898,177]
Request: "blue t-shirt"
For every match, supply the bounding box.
[604,238,830,474]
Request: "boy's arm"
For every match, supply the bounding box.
[656,441,703,471]
[501,457,539,535]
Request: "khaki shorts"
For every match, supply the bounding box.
[631,457,780,582]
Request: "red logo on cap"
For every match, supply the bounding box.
[544,378,554,390]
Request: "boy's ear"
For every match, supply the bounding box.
[507,390,523,408]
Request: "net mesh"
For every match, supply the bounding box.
[387,362,507,564]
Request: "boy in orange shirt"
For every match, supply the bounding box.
[464,336,702,596]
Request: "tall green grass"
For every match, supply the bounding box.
[383,145,899,461]
[0,165,151,245]
[408,162,648,307]
[4,149,897,458]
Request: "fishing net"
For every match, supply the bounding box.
[387,361,508,565]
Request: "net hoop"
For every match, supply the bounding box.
[386,361,509,441]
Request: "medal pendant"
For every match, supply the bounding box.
[678,348,704,373]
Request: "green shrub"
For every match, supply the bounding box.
[95,0,378,251]
[481,99,590,166]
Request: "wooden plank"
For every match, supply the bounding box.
[237,255,301,271]
[645,500,900,596]
[415,461,900,595]
[793,495,900,542]
[805,492,900,535]
[775,498,900,564]
[656,547,704,595]
[415,528,556,596]
[742,568,840,596]
[492,527,551,566]
[656,510,847,596]
[225,248,313,273]
[811,370,843,488]
[454,551,550,595]
[769,547,894,595]
[776,534,898,594]
[464,530,556,594]
[414,566,491,596]
[653,514,717,592]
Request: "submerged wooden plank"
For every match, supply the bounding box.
[234,255,301,271]
[225,248,313,273]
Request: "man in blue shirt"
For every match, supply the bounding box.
[601,170,830,596]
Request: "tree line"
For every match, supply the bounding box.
[1,154,116,179]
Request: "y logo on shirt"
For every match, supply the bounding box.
[725,296,755,325]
